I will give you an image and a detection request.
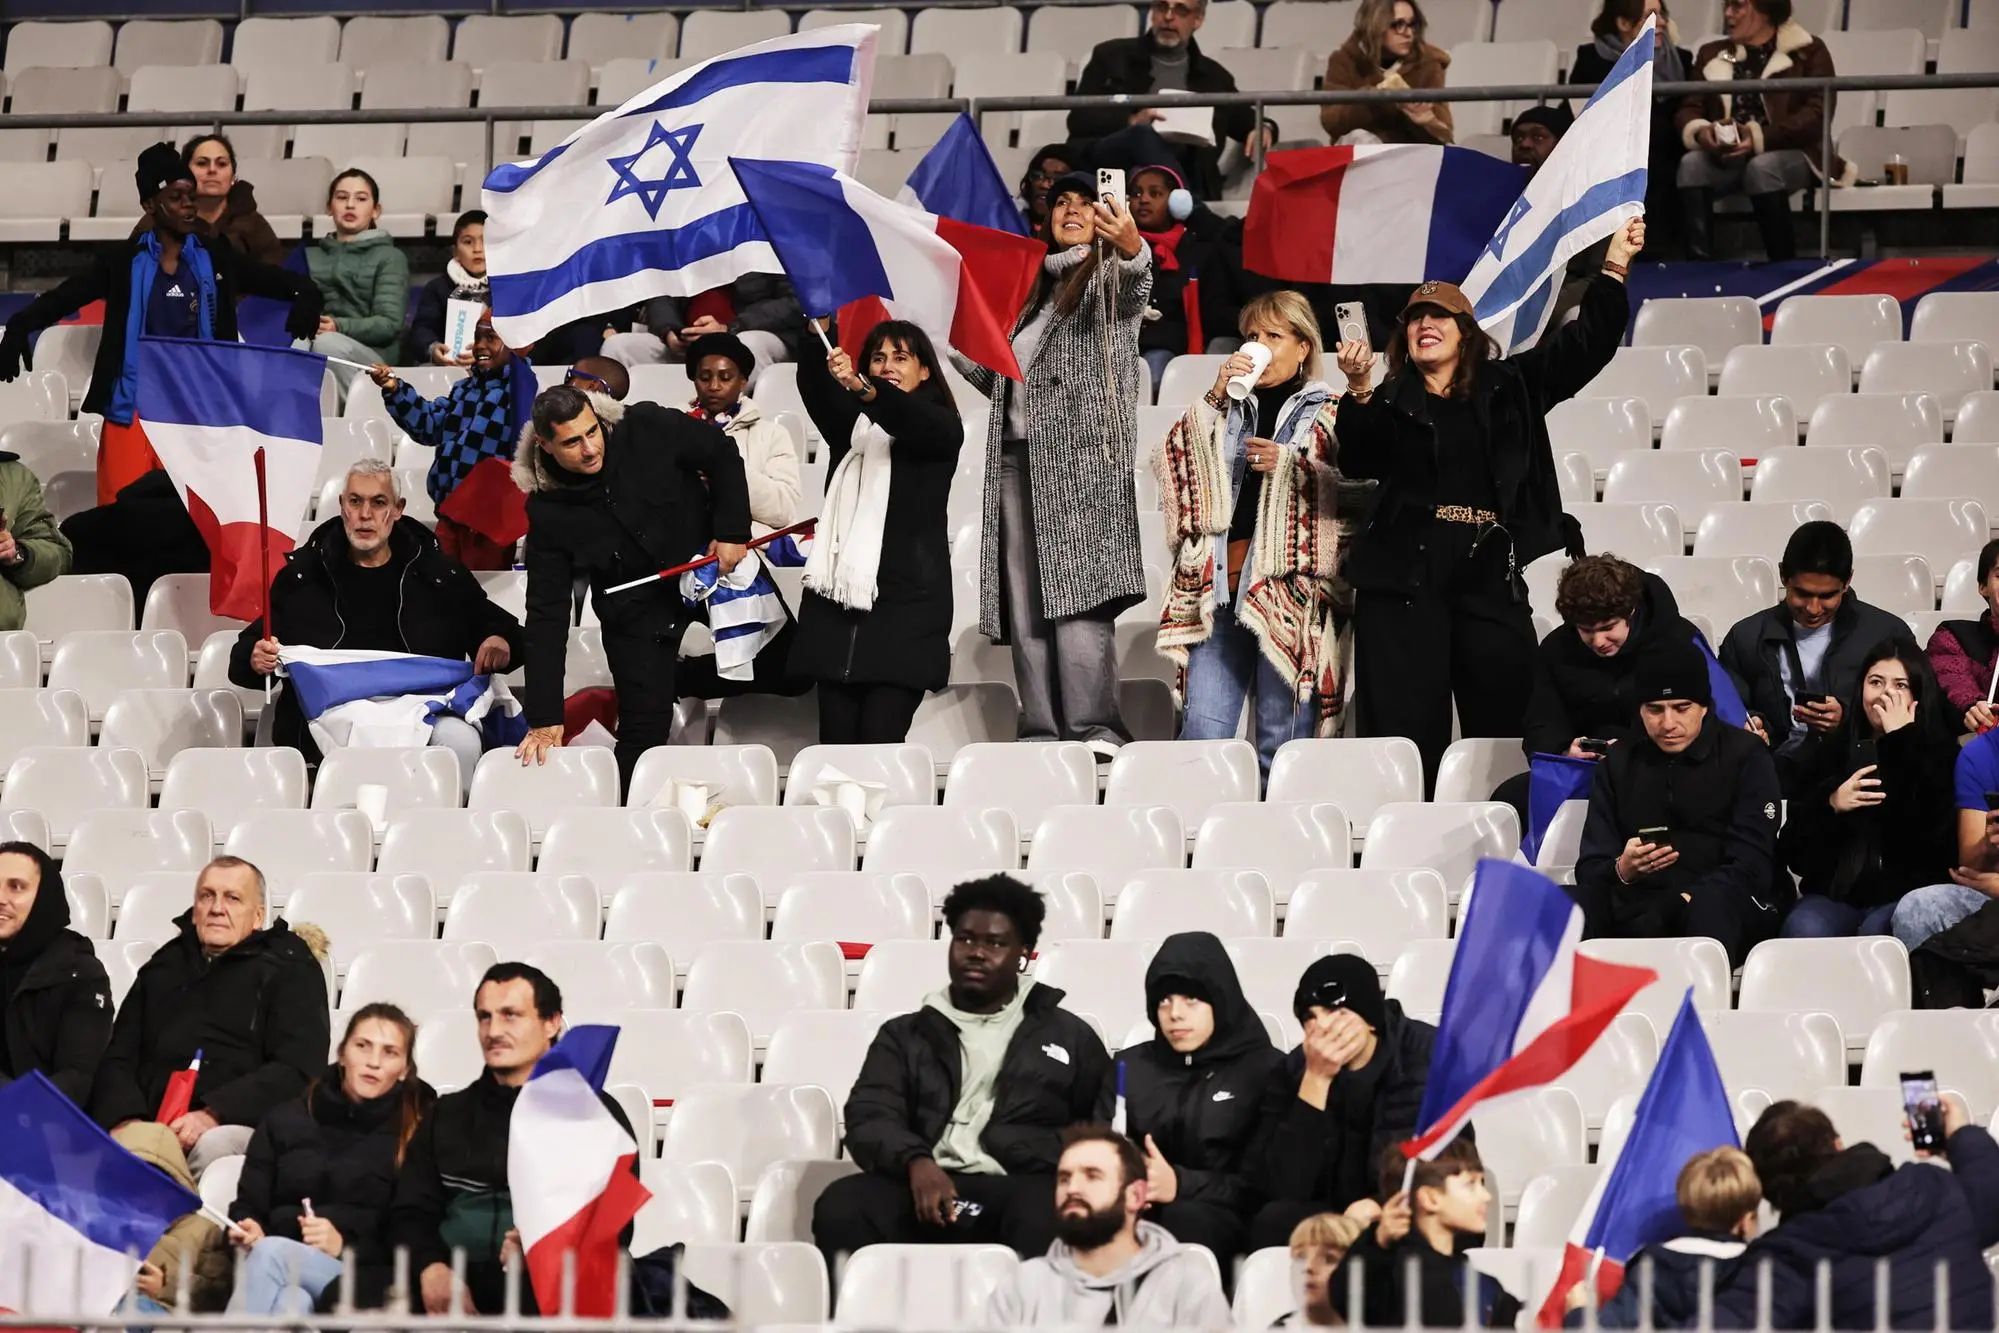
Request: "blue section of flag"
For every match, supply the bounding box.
[134,337,324,442]
[1525,752,1597,862]
[904,116,1031,237]
[285,653,478,718]
[1583,993,1738,1259]
[535,1024,622,1093]
[488,204,766,323]
[0,1072,199,1256]
[731,158,895,317]
[1423,148,1535,283]
[1417,860,1574,1131]
[1695,629,1750,728]
[1472,171,1650,314]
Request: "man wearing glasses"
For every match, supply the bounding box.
[1069,0,1264,199]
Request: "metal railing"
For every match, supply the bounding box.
[1,71,1995,258]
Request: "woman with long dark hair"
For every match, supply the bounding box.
[1777,637,1960,938]
[790,319,963,744]
[227,1004,434,1314]
[961,172,1150,759]
[1334,217,1643,792]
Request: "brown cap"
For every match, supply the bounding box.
[1398,280,1475,321]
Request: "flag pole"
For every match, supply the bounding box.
[602,517,818,596]
[253,447,272,702]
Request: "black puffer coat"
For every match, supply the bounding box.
[1778,715,1960,911]
[1712,1131,1999,1329]
[788,346,962,693]
[1334,274,1629,597]
[513,398,751,728]
[1117,932,1281,1214]
[0,863,112,1106]
[227,515,525,755]
[232,1067,437,1272]
[90,912,329,1130]
[1242,1000,1437,1212]
[1521,572,1698,757]
[844,981,1114,1178]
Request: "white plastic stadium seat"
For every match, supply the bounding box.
[467,747,619,842]
[1286,869,1450,960]
[1718,345,1851,423]
[1552,1011,1660,1136]
[376,811,531,906]
[1033,940,1155,1041]
[907,684,1021,761]
[4,20,115,72]
[1860,343,1993,422]
[701,806,856,874]
[1643,557,1778,632]
[630,1158,738,1253]
[1433,738,1530,806]
[676,11,793,62]
[1606,452,1744,537]
[1633,297,1761,381]
[1384,938,1457,1023]
[231,16,341,76]
[441,873,602,953]
[1807,394,1944,471]
[1901,445,1999,522]
[1705,1010,1846,1103]
[1749,447,1892,526]
[1026,807,1184,889]
[1189,802,1350,901]
[607,1010,754,1128]
[522,941,677,1018]
[341,941,498,1017]
[784,743,937,812]
[770,871,932,952]
[567,13,679,72]
[1577,937,1734,1029]
[852,940,951,1015]
[836,1244,1019,1329]
[1265,737,1423,834]
[62,809,213,902]
[1961,393,1999,444]
[626,743,781,810]
[285,873,434,978]
[0,689,88,777]
[1579,346,1706,425]
[604,873,764,982]
[910,7,1025,63]
[1738,937,1912,1055]
[220,809,373,907]
[1771,294,1900,370]
[1660,395,1798,461]
[338,15,451,71]
[159,747,307,836]
[1858,1009,1999,1123]
[861,807,1020,875]
[1849,499,1988,586]
[661,1083,839,1202]
[1911,292,1999,359]
[1547,397,1651,476]
[1359,803,1521,901]
[1471,1086,1588,1214]
[1511,1165,1603,1250]
[1444,41,1559,138]
[47,630,186,723]
[98,689,242,780]
[763,1009,892,1117]
[1,748,145,850]
[535,809,694,888]
[1109,869,1276,940]
[1693,500,1835,559]
[682,940,846,1049]
[679,1242,830,1324]
[311,747,461,812]
[1569,503,1685,565]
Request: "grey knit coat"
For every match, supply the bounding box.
[959,245,1153,642]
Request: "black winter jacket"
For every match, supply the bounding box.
[1574,717,1784,962]
[1336,1233,1520,1329]
[1139,205,1229,358]
[514,399,751,728]
[1778,718,1960,911]
[232,1068,438,1274]
[91,913,330,1130]
[788,347,962,693]
[0,870,112,1107]
[1335,274,1627,598]
[1242,1000,1436,1213]
[227,515,525,756]
[1069,36,1256,199]
[1718,594,1909,793]
[634,274,809,362]
[389,1067,640,1313]
[1711,1132,1999,1330]
[0,234,321,421]
[1116,932,1282,1215]
[1521,572,1699,757]
[844,981,1115,1178]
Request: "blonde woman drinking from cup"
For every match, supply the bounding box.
[1155,291,1367,780]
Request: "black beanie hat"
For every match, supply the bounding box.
[136,142,195,206]
[1292,953,1385,1030]
[1633,638,1714,709]
[1511,104,1574,138]
[684,331,756,381]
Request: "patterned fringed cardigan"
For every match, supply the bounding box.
[1152,382,1370,730]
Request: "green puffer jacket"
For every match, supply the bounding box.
[305,228,409,362]
[0,453,72,631]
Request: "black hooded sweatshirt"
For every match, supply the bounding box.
[0,853,113,1106]
[1520,571,1700,758]
[1116,932,1282,1215]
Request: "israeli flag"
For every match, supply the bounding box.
[277,646,527,753]
[1460,15,1655,355]
[482,26,877,345]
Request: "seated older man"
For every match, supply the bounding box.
[92,857,329,1177]
[229,458,525,783]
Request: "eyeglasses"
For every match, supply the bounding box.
[1151,1,1202,19]
[565,367,609,390]
[1387,17,1418,30]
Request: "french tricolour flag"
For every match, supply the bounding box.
[0,1073,199,1317]
[137,338,321,622]
[1406,861,1655,1160]
[899,114,1031,237]
[1241,144,1526,286]
[732,157,1045,379]
[1537,993,1739,1327]
[509,1026,651,1317]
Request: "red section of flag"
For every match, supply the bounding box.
[524,1153,651,1316]
[933,215,1044,381]
[1242,147,1356,284]
[437,455,530,546]
[1182,277,1205,356]
[184,490,291,622]
[836,295,894,364]
[156,1068,198,1124]
[58,299,105,327]
[1538,1244,1626,1328]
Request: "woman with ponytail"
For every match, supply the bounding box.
[227,1004,435,1314]
[960,172,1151,759]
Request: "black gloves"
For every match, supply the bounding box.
[284,301,321,344]
[0,330,30,383]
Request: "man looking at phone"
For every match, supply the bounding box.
[1719,520,1905,798]
[0,447,73,631]
[815,876,1113,1265]
[1573,638,1785,965]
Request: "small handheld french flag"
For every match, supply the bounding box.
[156,1048,202,1124]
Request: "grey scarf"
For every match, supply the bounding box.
[1593,29,1685,82]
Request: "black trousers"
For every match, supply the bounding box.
[1567,875,1781,969]
[818,681,925,745]
[1352,525,1538,795]
[813,1170,1057,1266]
[1249,1197,1339,1253]
[677,618,814,700]
[603,625,686,797]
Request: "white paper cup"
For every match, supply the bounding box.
[1225,342,1273,401]
[354,783,389,832]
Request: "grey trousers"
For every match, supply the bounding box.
[997,443,1127,745]
[188,1123,255,1179]
[1676,146,1815,196]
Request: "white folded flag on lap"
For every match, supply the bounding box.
[277,646,525,752]
[1461,14,1655,355]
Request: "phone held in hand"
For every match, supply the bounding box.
[1332,302,1372,355]
[1096,167,1125,209]
[1853,739,1878,771]
[1638,825,1672,850]
[1578,739,1610,756]
[1901,1070,1945,1153]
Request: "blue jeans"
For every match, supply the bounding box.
[1179,598,1316,780]
[1781,895,1899,939]
[230,1236,344,1316]
[1890,884,1990,953]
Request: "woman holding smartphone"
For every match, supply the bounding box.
[960,171,1151,758]
[1333,216,1644,793]
[1776,637,1959,938]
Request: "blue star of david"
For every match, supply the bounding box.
[606,121,704,220]
[1486,194,1532,260]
